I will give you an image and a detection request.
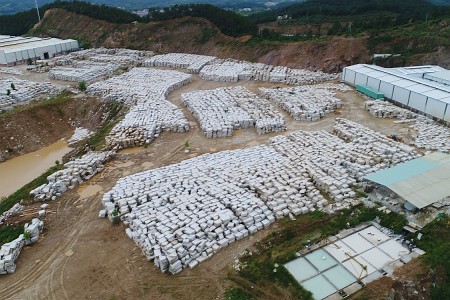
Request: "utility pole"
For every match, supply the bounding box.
[34,0,41,22]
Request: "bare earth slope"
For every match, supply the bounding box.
[31,9,370,73]
[0,94,108,162]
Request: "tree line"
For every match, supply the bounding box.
[148,4,257,37]
[249,0,450,27]
[0,1,139,36]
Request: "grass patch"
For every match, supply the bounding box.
[85,101,124,150]
[0,91,72,118]
[415,215,450,299]
[0,164,63,216]
[0,224,24,245]
[197,28,217,44]
[228,205,407,298]
[225,287,252,300]
[356,191,368,198]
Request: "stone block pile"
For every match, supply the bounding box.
[87,68,192,148]
[260,85,343,121]
[144,53,217,73]
[358,97,449,152]
[199,59,337,85]
[410,116,450,152]
[49,62,120,84]
[61,48,152,67]
[364,99,415,119]
[0,77,60,110]
[182,86,285,137]
[199,60,247,82]
[30,151,114,201]
[101,118,418,274]
[0,204,23,225]
[0,68,23,75]
[0,218,43,275]
[102,146,322,274]
[68,127,94,145]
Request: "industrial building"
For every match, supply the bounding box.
[0,35,79,66]
[342,64,450,123]
[365,152,450,210]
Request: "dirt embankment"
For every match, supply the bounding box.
[0,94,109,162]
[32,9,371,73]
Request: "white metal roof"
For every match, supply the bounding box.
[0,37,77,54]
[345,64,450,95]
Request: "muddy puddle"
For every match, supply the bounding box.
[118,146,145,154]
[0,140,72,198]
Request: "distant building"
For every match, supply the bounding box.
[134,9,149,18]
[265,2,278,7]
[0,35,79,66]
[372,54,401,59]
[342,64,450,123]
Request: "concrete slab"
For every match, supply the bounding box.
[284,257,318,282]
[358,247,393,269]
[323,265,357,290]
[341,233,374,254]
[305,248,338,272]
[378,239,410,259]
[302,274,337,300]
[358,226,390,246]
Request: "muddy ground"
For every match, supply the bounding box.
[0,74,421,299]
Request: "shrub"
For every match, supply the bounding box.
[0,225,24,245]
[23,230,32,240]
[111,208,120,217]
[78,81,87,91]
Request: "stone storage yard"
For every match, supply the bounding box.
[101,118,418,274]
[199,59,337,84]
[87,68,192,149]
[144,53,217,73]
[181,86,286,137]
[0,77,61,110]
[259,84,348,121]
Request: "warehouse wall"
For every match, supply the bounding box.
[425,98,447,120]
[0,40,79,66]
[342,65,449,123]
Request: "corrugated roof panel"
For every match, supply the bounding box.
[378,75,403,83]
[392,79,417,88]
[407,84,436,93]
[364,152,450,209]
[422,89,450,99]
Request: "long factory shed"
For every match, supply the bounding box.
[0,35,79,66]
[342,64,450,123]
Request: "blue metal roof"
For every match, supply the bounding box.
[364,152,450,208]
